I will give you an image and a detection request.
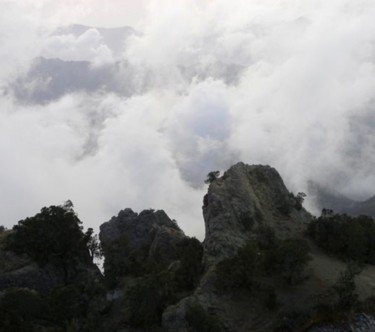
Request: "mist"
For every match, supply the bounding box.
[2,0,375,238]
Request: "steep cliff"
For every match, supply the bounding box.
[163,163,314,332]
[100,208,187,282]
[202,162,311,266]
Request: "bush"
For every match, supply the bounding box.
[308,213,375,264]
[204,171,220,184]
[5,201,90,270]
[102,234,135,287]
[333,263,361,311]
[48,285,84,324]
[295,192,306,210]
[274,239,311,284]
[265,287,278,310]
[186,302,223,332]
[174,237,203,291]
[215,241,264,291]
[0,288,49,332]
[127,271,177,328]
[216,234,311,291]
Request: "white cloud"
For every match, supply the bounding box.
[3,0,375,236]
[41,28,115,65]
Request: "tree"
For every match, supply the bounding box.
[174,237,203,291]
[84,228,102,260]
[127,271,176,327]
[333,263,361,310]
[275,239,311,284]
[295,192,306,210]
[6,201,91,272]
[204,171,220,184]
[215,241,264,291]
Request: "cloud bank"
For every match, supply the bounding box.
[2,0,375,238]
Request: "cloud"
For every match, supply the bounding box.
[3,0,375,236]
[41,28,115,66]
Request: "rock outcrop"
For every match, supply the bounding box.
[203,162,311,266]
[163,163,313,332]
[100,208,187,274]
[5,162,375,331]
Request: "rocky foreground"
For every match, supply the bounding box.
[1,162,375,331]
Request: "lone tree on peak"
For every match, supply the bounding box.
[204,171,220,184]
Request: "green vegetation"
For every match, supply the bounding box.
[216,240,265,291]
[0,288,49,332]
[308,212,375,263]
[313,262,362,325]
[117,237,203,329]
[102,233,137,287]
[216,227,311,291]
[102,234,203,290]
[186,302,223,332]
[276,192,306,215]
[174,237,204,291]
[333,263,361,310]
[5,201,93,270]
[126,271,176,328]
[273,239,311,284]
[0,202,105,332]
[204,170,220,184]
[4,195,374,331]
[295,192,306,210]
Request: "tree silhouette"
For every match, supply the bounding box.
[204,171,220,184]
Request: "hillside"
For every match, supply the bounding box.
[1,163,375,331]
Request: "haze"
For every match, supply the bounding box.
[2,0,375,238]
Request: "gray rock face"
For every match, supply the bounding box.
[0,263,65,295]
[0,239,100,295]
[163,163,312,332]
[100,208,187,270]
[203,162,310,266]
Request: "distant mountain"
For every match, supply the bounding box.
[10,25,138,104]
[12,57,131,103]
[309,181,375,217]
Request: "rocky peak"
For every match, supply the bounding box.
[203,162,310,266]
[99,208,187,276]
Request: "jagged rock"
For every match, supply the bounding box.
[163,162,313,332]
[0,262,65,295]
[100,208,187,273]
[203,162,311,266]
[162,297,190,332]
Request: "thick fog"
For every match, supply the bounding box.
[2,0,375,238]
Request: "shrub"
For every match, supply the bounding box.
[215,241,264,291]
[48,285,84,324]
[0,288,49,332]
[186,302,223,332]
[295,192,306,210]
[308,213,375,264]
[333,263,361,311]
[274,239,311,284]
[127,271,176,328]
[5,201,90,270]
[204,171,220,184]
[216,234,311,290]
[174,237,203,291]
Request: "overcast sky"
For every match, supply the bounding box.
[2,0,375,238]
